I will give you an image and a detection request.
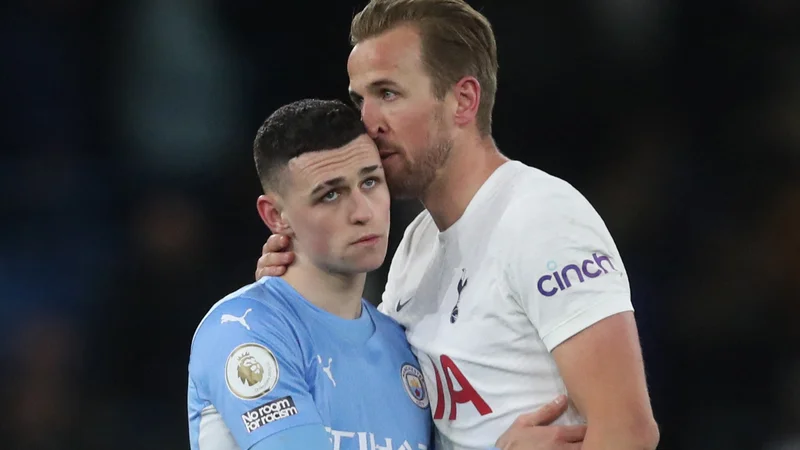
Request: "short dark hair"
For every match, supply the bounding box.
[253,99,367,192]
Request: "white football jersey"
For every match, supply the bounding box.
[379,161,634,450]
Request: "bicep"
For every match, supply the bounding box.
[250,424,332,450]
[551,311,653,425]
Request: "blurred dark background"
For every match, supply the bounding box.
[1,1,798,449]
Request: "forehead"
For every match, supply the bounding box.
[347,25,424,90]
[287,135,380,187]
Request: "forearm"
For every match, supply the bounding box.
[581,420,659,450]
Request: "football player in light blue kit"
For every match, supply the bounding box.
[188,99,432,450]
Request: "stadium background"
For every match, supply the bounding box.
[1,1,798,449]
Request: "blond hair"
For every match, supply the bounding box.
[351,0,498,136]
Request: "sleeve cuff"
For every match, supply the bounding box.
[541,296,634,352]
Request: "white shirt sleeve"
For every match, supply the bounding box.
[504,190,634,352]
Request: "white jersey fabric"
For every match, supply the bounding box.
[379,160,634,450]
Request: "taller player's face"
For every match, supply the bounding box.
[280,135,391,275]
[347,25,454,200]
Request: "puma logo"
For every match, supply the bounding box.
[317,355,336,387]
[220,308,252,330]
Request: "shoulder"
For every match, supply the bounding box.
[382,210,438,311]
[393,209,437,265]
[367,301,405,334]
[495,164,607,243]
[365,301,413,354]
[191,278,303,359]
[189,279,311,396]
[489,164,621,288]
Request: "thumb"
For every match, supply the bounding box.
[516,395,569,427]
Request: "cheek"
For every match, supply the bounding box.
[388,101,431,133]
[306,218,341,255]
[291,212,335,255]
[394,111,433,149]
[372,190,392,228]
[307,235,330,255]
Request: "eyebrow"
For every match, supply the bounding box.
[349,79,400,103]
[309,165,382,196]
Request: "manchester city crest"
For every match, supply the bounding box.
[225,343,279,399]
[400,363,429,409]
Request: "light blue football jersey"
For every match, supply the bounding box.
[188,276,432,450]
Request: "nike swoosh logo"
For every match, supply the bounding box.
[396,297,413,312]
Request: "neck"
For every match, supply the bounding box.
[421,134,509,231]
[280,255,365,319]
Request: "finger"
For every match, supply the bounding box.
[565,442,583,449]
[256,265,286,280]
[259,250,293,266]
[265,251,294,264]
[267,266,286,277]
[255,267,265,281]
[266,234,289,252]
[255,253,290,278]
[262,235,283,253]
[516,395,569,426]
[555,425,587,443]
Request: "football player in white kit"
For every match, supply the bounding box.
[256,1,660,449]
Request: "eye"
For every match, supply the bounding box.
[321,191,339,203]
[362,178,379,189]
[381,89,397,101]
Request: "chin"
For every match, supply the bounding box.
[349,253,387,274]
[353,259,385,274]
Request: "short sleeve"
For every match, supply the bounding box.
[189,297,322,449]
[504,192,634,352]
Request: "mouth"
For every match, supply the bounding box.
[353,234,381,245]
[377,144,398,161]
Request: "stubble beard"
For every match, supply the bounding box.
[386,114,453,200]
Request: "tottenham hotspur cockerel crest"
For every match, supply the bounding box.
[450,268,468,323]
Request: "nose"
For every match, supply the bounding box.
[360,99,385,139]
[348,190,374,225]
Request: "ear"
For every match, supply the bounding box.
[256,194,294,236]
[452,76,481,127]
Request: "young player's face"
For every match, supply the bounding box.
[347,25,454,200]
[281,135,391,275]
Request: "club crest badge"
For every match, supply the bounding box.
[401,363,429,409]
